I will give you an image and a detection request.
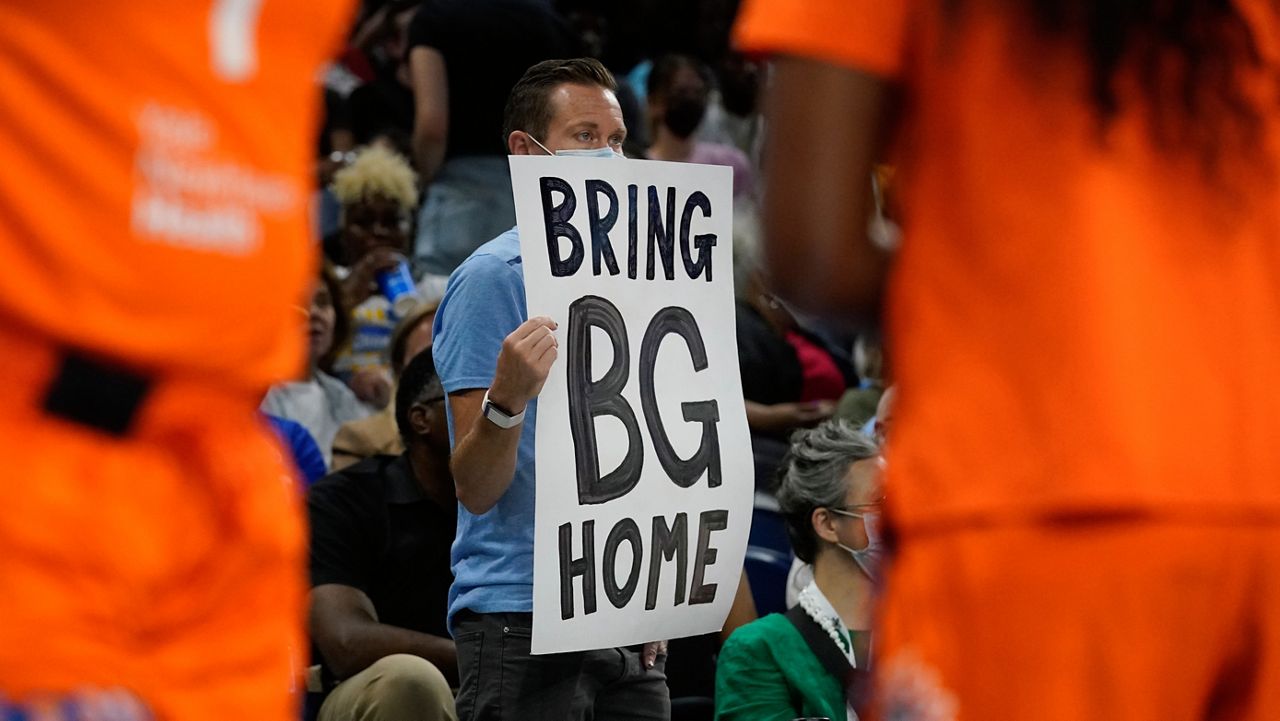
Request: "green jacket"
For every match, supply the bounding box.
[715,613,845,721]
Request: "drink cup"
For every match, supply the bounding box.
[376,259,420,317]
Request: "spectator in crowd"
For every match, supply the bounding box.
[308,350,457,721]
[644,54,756,200]
[332,300,438,470]
[315,0,419,254]
[331,144,422,409]
[346,0,420,152]
[263,267,371,469]
[433,58,669,720]
[737,1,1280,719]
[261,289,335,487]
[408,0,575,276]
[733,212,845,440]
[787,386,893,609]
[696,52,764,167]
[717,420,883,721]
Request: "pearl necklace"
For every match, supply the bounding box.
[799,582,861,721]
[797,581,856,668]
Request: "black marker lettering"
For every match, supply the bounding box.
[586,179,620,276]
[689,510,728,605]
[559,520,597,619]
[646,512,689,610]
[627,184,639,280]
[567,296,644,504]
[540,176,583,277]
[639,307,722,488]
[603,517,643,609]
[646,185,676,280]
[679,190,715,281]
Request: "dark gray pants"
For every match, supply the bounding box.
[453,612,670,721]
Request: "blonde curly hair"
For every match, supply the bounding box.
[331,144,419,210]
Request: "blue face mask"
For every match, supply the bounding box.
[529,135,625,159]
[830,508,885,582]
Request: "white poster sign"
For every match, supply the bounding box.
[512,155,752,655]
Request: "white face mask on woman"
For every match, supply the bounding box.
[830,507,885,582]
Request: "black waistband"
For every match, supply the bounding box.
[42,351,153,437]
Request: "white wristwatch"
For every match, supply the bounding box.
[482,390,525,429]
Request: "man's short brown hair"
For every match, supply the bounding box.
[502,58,618,147]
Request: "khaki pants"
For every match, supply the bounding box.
[319,655,457,721]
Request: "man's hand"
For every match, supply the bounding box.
[342,247,405,309]
[642,640,668,670]
[310,584,459,685]
[486,316,559,413]
[448,316,559,515]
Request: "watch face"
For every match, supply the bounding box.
[482,390,522,428]
[484,398,517,428]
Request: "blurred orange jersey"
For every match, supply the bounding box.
[0,0,353,391]
[736,0,1280,529]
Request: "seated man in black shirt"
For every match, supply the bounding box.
[308,349,458,721]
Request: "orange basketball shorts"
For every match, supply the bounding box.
[0,328,306,720]
[874,518,1280,721]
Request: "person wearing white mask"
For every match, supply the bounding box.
[433,58,669,721]
[716,419,883,721]
[787,387,893,608]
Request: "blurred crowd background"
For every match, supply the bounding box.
[269,2,896,719]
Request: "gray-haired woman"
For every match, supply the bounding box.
[715,419,884,721]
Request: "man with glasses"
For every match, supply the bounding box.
[307,349,458,721]
[717,419,884,720]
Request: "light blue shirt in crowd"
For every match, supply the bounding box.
[432,227,538,632]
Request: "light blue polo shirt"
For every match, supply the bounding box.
[432,227,538,632]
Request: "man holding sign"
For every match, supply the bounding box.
[434,59,674,720]
[512,102,750,660]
